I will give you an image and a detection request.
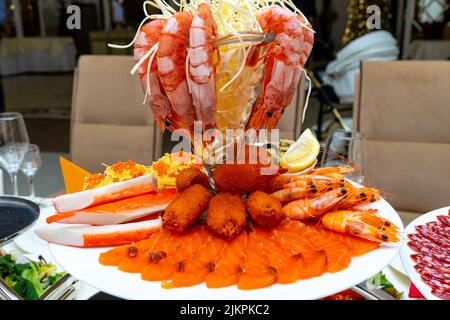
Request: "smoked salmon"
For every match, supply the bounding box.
[253,226,301,284]
[237,232,276,290]
[272,220,318,259]
[317,225,380,257]
[171,233,226,288]
[206,232,248,288]
[98,219,380,290]
[301,225,351,273]
[142,226,209,283]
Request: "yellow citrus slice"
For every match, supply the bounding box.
[280,129,320,172]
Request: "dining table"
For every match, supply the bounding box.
[0,37,76,76]
[0,197,421,301]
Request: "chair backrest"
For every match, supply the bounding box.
[277,72,306,140]
[71,55,163,172]
[354,61,450,214]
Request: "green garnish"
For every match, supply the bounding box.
[0,253,66,300]
[369,272,404,300]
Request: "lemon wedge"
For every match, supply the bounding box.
[280,129,320,172]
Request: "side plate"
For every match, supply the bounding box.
[0,197,40,246]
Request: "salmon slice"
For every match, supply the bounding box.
[302,226,351,273]
[277,256,303,284]
[272,220,320,259]
[317,226,379,256]
[36,218,162,247]
[206,232,248,288]
[297,252,327,279]
[53,174,158,212]
[238,232,276,290]
[171,233,227,288]
[47,189,177,225]
[99,244,130,266]
[141,226,208,282]
[140,232,186,281]
[118,231,170,273]
[253,226,300,284]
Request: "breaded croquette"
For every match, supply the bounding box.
[176,167,211,192]
[211,145,279,195]
[163,184,212,233]
[246,191,283,227]
[212,164,280,195]
[207,193,247,239]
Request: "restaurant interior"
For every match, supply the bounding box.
[0,0,449,301]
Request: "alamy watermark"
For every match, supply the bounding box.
[66,5,81,30]
[367,5,382,30]
[169,122,281,175]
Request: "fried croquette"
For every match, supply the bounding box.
[246,191,283,227]
[163,184,212,233]
[212,164,280,195]
[207,193,247,239]
[176,167,211,192]
[211,145,279,195]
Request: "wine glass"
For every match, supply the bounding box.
[0,113,30,196]
[20,144,42,199]
[320,129,367,184]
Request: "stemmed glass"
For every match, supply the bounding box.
[20,144,42,199]
[0,113,30,196]
[320,129,367,184]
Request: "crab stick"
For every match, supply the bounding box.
[53,174,158,212]
[47,189,177,225]
[36,217,162,248]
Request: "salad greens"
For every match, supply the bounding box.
[369,272,404,300]
[0,253,66,300]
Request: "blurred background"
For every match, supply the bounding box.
[0,0,449,197]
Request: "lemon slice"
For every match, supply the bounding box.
[280,129,320,172]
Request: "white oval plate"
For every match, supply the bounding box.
[399,206,450,301]
[48,198,403,300]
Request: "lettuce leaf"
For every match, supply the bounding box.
[0,253,66,300]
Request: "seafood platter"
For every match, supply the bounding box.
[400,207,450,300]
[35,0,404,299]
[36,154,403,299]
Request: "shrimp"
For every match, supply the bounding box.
[157,12,196,134]
[337,186,381,210]
[271,187,314,204]
[282,188,348,220]
[246,5,314,129]
[188,3,218,130]
[283,174,338,189]
[134,19,184,132]
[271,174,342,203]
[311,166,355,176]
[321,210,400,242]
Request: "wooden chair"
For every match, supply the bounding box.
[70,55,163,173]
[353,61,450,225]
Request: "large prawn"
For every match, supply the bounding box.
[134,19,184,132]
[246,6,314,130]
[188,3,218,130]
[157,12,196,134]
[282,188,348,220]
[322,210,400,242]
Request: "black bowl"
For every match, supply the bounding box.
[0,196,40,246]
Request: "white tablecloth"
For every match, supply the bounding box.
[0,37,77,76]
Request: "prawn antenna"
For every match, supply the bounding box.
[301,68,312,125]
